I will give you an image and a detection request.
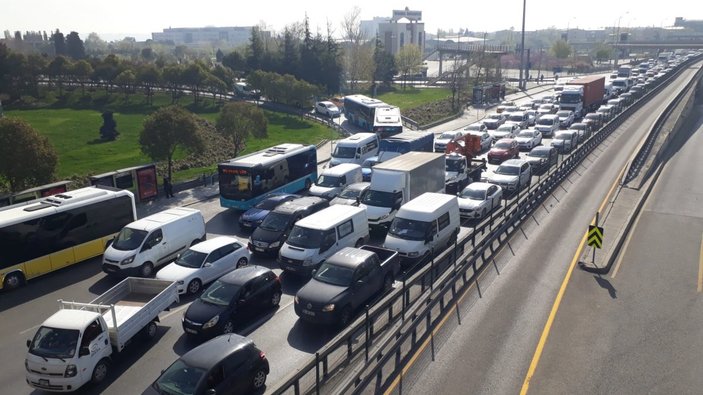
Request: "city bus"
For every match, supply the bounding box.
[0,186,137,290]
[344,95,403,138]
[218,143,318,210]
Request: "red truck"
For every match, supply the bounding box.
[560,75,605,117]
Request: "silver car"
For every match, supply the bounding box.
[329,182,370,206]
[458,182,503,219]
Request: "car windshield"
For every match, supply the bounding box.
[258,211,291,232]
[338,186,365,199]
[495,165,520,175]
[497,125,512,132]
[254,198,282,210]
[313,262,355,287]
[316,175,343,187]
[111,227,148,251]
[153,359,207,395]
[528,150,549,158]
[175,250,207,269]
[557,111,570,117]
[539,105,552,110]
[28,326,79,360]
[461,188,486,201]
[388,217,432,241]
[465,125,482,131]
[446,157,465,172]
[286,226,323,249]
[361,190,395,208]
[494,141,512,150]
[572,124,586,130]
[509,115,523,122]
[200,280,241,306]
[361,159,378,169]
[554,133,572,140]
[439,132,457,140]
[488,114,502,120]
[333,146,356,159]
[517,131,534,138]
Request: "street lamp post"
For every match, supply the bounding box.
[614,12,629,67]
[518,0,527,90]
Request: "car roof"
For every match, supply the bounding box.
[343,182,371,191]
[326,247,376,268]
[190,236,240,253]
[180,334,254,370]
[494,138,516,144]
[321,163,361,176]
[273,196,328,215]
[500,159,528,167]
[263,193,298,203]
[530,146,554,153]
[219,265,272,285]
[464,182,494,191]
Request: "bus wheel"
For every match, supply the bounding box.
[304,179,312,190]
[3,272,24,290]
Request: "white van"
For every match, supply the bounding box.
[330,133,380,167]
[278,205,369,276]
[102,207,206,277]
[534,114,560,137]
[383,193,460,266]
[309,163,363,200]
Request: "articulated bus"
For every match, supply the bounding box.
[343,94,403,138]
[0,186,137,290]
[218,144,318,210]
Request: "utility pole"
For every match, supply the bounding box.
[518,0,527,90]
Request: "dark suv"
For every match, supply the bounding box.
[143,334,269,395]
[249,196,329,255]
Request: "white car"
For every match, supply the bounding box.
[156,236,250,295]
[434,130,464,152]
[515,129,542,150]
[315,101,341,117]
[490,122,520,142]
[458,182,503,219]
[466,130,493,151]
[556,110,575,128]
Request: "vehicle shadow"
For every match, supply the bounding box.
[278,272,308,296]
[286,320,340,353]
[205,209,250,239]
[0,257,103,314]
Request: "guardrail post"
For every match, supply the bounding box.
[315,352,321,395]
[365,306,370,362]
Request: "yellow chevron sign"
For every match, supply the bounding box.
[588,225,604,249]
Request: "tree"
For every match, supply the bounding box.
[85,32,107,56]
[215,49,224,63]
[222,50,246,76]
[141,47,154,62]
[51,29,66,56]
[162,64,184,103]
[65,31,85,59]
[341,6,372,92]
[136,64,161,104]
[395,45,423,89]
[373,37,397,89]
[0,117,58,192]
[593,43,613,63]
[140,106,204,180]
[47,55,70,96]
[71,60,93,95]
[551,40,572,59]
[99,111,119,140]
[216,102,268,158]
[114,69,136,98]
[181,62,207,104]
[247,26,265,71]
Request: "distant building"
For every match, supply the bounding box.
[152,26,260,47]
[360,17,391,39]
[674,17,703,33]
[377,7,425,56]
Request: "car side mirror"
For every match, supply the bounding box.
[311,269,317,276]
[105,237,115,249]
[26,339,31,348]
[204,262,213,268]
[79,346,90,357]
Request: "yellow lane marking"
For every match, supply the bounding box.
[698,233,703,292]
[520,164,627,394]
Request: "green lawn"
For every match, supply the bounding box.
[376,87,452,111]
[6,92,334,184]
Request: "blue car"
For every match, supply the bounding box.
[361,156,381,182]
[238,193,299,231]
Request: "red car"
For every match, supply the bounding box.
[487,138,519,164]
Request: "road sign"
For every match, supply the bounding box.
[588,225,604,249]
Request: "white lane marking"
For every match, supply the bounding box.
[20,324,41,335]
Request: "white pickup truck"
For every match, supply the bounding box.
[25,278,178,392]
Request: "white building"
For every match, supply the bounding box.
[377,7,425,56]
[152,26,254,47]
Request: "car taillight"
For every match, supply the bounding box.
[259,351,267,360]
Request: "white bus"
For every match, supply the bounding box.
[343,94,403,138]
[0,186,137,290]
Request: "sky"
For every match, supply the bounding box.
[2,0,698,41]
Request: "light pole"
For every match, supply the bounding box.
[614,12,629,67]
[518,0,527,90]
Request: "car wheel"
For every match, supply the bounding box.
[237,257,249,268]
[140,262,154,278]
[222,320,234,334]
[91,359,109,384]
[187,279,202,295]
[252,367,267,390]
[338,306,353,327]
[142,321,158,340]
[3,272,25,290]
[355,238,364,248]
[271,290,282,307]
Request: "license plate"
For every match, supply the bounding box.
[185,328,197,334]
[39,379,49,386]
[302,309,315,316]
[255,247,264,252]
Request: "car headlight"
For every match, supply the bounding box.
[120,255,135,265]
[380,213,390,220]
[407,251,420,257]
[64,364,77,378]
[269,241,281,248]
[202,315,220,329]
[24,359,29,373]
[322,304,335,312]
[176,280,184,285]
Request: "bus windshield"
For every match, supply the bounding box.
[112,227,148,251]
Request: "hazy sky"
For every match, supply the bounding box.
[2,0,697,41]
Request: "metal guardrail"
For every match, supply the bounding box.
[267,54,700,395]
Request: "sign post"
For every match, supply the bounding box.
[587,212,604,264]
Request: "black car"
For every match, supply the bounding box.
[143,334,269,395]
[182,266,282,339]
[524,146,558,173]
[238,193,300,231]
[248,196,329,255]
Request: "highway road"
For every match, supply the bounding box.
[394,63,703,395]
[525,100,703,394]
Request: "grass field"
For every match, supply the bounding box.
[376,87,452,111]
[6,91,334,183]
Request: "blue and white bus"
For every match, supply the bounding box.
[218,144,318,210]
[344,94,403,138]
